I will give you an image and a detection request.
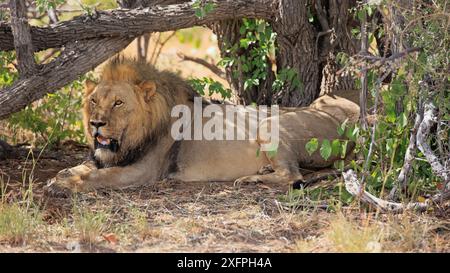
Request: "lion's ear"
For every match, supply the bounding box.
[138,80,157,102]
[85,79,97,95]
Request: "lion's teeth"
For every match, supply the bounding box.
[97,136,111,145]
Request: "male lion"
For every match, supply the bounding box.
[45,57,359,195]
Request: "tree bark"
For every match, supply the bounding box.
[272,0,358,107]
[0,37,133,119]
[319,0,358,95]
[272,0,319,106]
[0,0,276,52]
[9,0,36,77]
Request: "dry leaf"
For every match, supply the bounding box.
[102,233,118,245]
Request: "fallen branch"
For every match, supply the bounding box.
[343,169,448,213]
[177,52,226,79]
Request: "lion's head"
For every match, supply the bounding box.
[83,57,196,168]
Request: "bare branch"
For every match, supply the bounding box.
[0,0,276,119]
[9,0,36,77]
[343,169,449,213]
[359,8,368,130]
[150,31,176,65]
[177,52,226,79]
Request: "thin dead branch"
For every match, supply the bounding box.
[343,169,449,213]
[177,52,226,79]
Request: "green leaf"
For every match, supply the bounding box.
[194,8,203,19]
[341,140,348,159]
[337,118,348,136]
[331,139,341,157]
[398,112,408,129]
[305,138,319,156]
[320,139,332,161]
[346,125,360,142]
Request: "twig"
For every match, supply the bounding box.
[361,71,391,187]
[359,7,368,131]
[389,102,424,199]
[150,31,176,65]
[136,33,151,62]
[177,52,226,79]
[359,47,421,68]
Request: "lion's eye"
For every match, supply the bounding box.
[114,100,123,107]
[91,98,97,105]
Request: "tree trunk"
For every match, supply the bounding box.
[319,0,358,95]
[273,0,319,106]
[273,0,358,106]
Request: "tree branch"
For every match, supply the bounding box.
[177,52,225,79]
[0,37,133,119]
[9,0,37,77]
[0,0,276,52]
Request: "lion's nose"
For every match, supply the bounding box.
[90,120,107,128]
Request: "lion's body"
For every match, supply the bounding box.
[47,58,360,193]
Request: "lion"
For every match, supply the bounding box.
[45,57,360,195]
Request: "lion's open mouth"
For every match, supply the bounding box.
[94,133,119,152]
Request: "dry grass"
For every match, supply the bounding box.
[0,203,43,245]
[0,146,449,253]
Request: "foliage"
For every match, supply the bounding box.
[193,0,216,19]
[35,0,66,13]
[189,18,299,103]
[303,0,449,204]
[189,77,232,100]
[0,52,17,87]
[7,76,87,146]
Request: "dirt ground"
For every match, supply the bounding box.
[0,143,449,253]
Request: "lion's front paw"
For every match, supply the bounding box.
[44,177,74,198]
[44,170,85,198]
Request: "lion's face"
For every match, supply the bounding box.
[83,80,156,165]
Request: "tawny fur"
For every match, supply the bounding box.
[47,57,360,194]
